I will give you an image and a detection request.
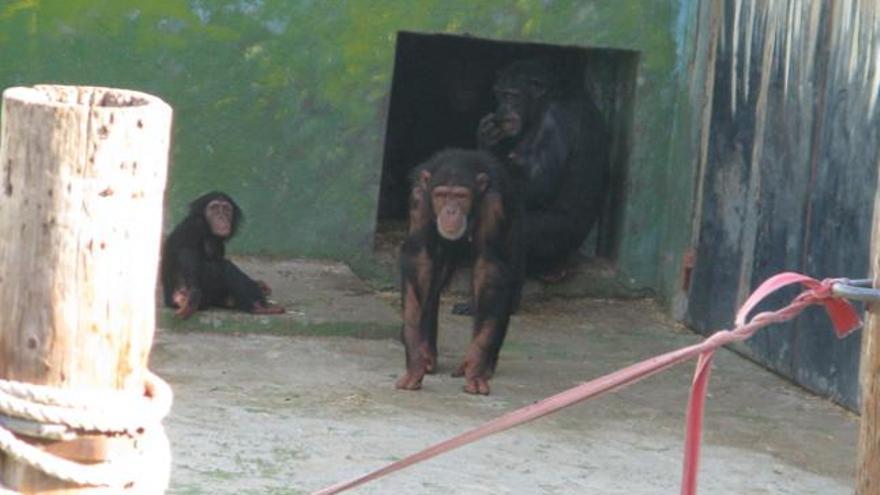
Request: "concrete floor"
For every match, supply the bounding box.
[152,258,858,494]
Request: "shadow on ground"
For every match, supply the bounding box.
[153,257,857,495]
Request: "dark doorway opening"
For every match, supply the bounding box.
[376,32,638,262]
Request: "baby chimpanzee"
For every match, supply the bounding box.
[161,191,284,319]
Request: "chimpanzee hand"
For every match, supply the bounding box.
[395,343,436,390]
[477,113,506,150]
[452,346,494,395]
[395,368,426,390]
[172,287,200,319]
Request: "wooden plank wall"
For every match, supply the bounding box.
[686,0,880,410]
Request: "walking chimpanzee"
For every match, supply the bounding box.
[477,59,609,281]
[160,191,284,319]
[396,149,524,395]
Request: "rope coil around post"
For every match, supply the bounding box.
[0,370,173,490]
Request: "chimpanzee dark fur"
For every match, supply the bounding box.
[161,191,283,318]
[478,59,609,278]
[396,149,524,395]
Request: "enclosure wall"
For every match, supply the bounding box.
[0,1,702,296]
[685,1,880,410]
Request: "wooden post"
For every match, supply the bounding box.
[0,86,172,492]
[859,190,880,492]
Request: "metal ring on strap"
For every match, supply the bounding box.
[831,278,880,302]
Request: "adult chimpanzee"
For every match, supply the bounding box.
[396,149,524,395]
[161,191,284,319]
[477,59,608,281]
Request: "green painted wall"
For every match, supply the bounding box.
[0,0,700,303]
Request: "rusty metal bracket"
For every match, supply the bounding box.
[832,278,880,302]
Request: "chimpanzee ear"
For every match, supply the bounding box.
[419,170,432,189]
[476,173,490,193]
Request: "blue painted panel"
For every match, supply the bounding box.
[687,0,880,411]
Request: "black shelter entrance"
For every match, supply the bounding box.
[376,31,638,260]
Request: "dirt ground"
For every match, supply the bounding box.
[152,258,858,494]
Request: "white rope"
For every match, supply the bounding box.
[0,371,172,435]
[0,371,173,488]
[0,426,138,488]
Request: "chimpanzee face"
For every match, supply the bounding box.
[421,169,489,241]
[492,61,552,138]
[493,86,525,137]
[431,184,474,241]
[205,198,234,237]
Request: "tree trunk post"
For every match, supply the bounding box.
[0,85,172,493]
[858,183,880,493]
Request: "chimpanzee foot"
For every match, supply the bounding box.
[395,368,426,390]
[250,302,285,315]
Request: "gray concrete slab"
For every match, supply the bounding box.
[152,259,858,494]
[159,257,399,338]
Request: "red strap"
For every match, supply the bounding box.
[735,272,861,337]
[312,272,862,495]
[681,352,714,495]
[682,272,861,494]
